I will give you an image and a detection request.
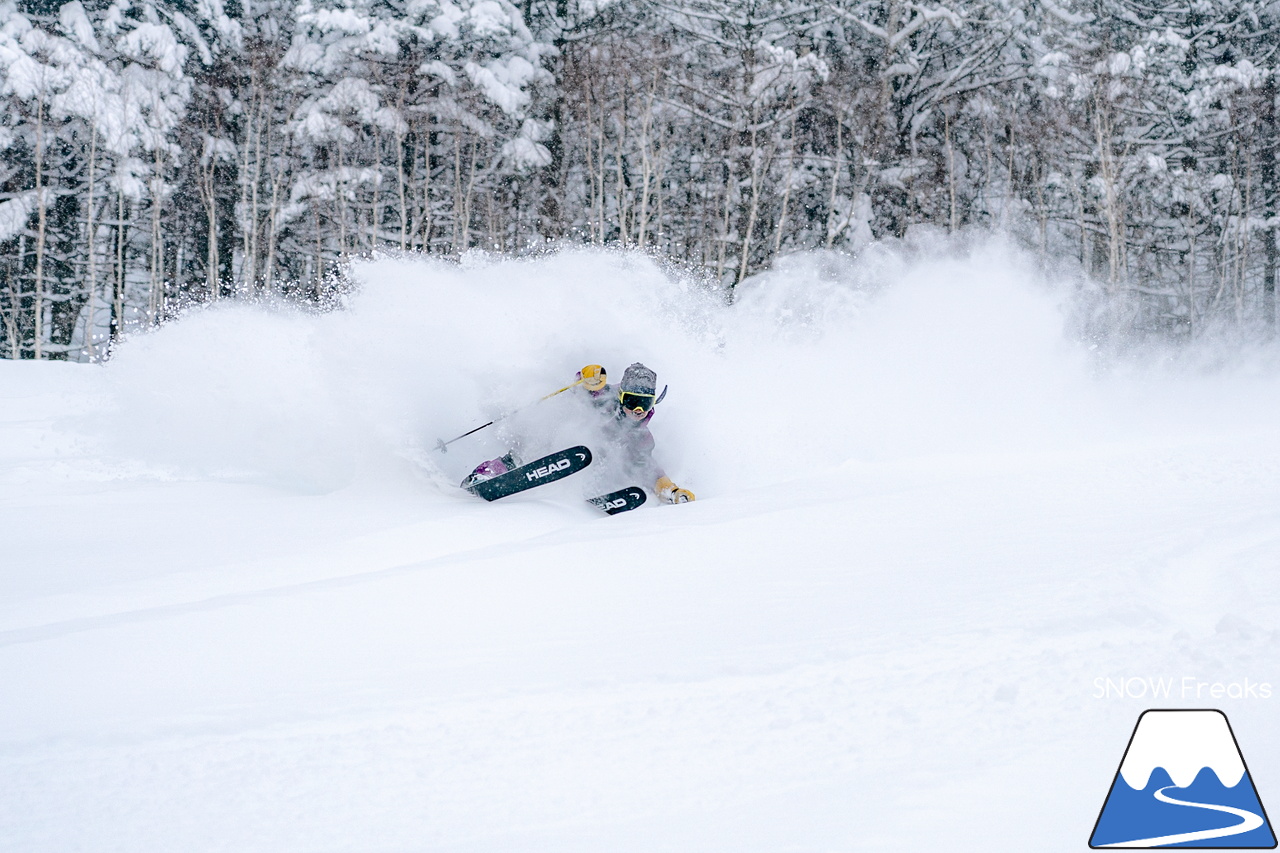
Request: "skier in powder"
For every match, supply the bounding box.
[577,362,695,504]
[461,362,695,504]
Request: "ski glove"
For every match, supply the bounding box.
[656,476,695,504]
[578,364,607,392]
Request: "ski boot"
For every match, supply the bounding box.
[460,451,522,490]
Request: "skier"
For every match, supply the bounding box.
[577,362,695,504]
[461,362,695,504]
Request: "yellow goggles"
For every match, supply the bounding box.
[619,391,655,414]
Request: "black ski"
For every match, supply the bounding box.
[466,446,593,501]
[587,485,647,515]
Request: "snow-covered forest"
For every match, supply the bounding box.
[2,0,1278,359]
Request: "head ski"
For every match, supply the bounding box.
[466,446,593,501]
[587,485,647,515]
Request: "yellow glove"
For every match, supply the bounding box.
[656,476,695,504]
[578,364,607,392]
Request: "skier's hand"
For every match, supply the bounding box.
[578,364,607,392]
[656,476,695,504]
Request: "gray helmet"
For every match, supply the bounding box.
[618,363,659,415]
[620,363,657,396]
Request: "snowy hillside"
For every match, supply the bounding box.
[3,245,1280,851]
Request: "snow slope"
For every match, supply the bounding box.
[2,244,1280,851]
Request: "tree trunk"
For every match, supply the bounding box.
[33,100,46,360]
[1263,70,1277,329]
[397,126,409,251]
[111,187,126,346]
[826,109,844,249]
[84,128,98,361]
[149,149,164,324]
[203,157,220,299]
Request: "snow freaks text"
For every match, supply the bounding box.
[1093,677,1273,701]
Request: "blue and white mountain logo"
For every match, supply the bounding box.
[1090,709,1276,848]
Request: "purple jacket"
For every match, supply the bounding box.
[586,384,664,482]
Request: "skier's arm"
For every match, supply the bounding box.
[625,423,692,502]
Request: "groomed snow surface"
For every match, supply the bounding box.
[3,243,1279,851]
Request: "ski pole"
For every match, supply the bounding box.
[435,377,586,453]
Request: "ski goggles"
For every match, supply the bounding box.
[619,391,656,414]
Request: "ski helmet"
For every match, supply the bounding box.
[618,362,658,415]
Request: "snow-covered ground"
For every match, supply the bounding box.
[3,245,1279,851]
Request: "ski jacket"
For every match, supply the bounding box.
[585,384,665,482]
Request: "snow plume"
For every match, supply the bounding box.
[88,238,1280,499]
[84,240,1087,494]
[98,302,364,492]
[711,241,1096,485]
